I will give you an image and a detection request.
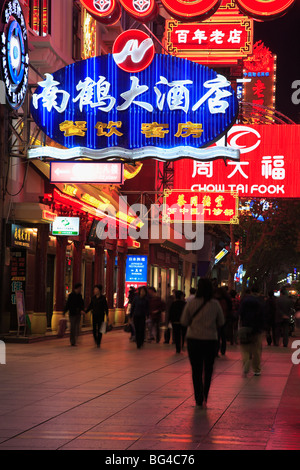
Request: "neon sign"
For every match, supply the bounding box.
[80,0,295,24]
[235,0,295,21]
[164,16,253,66]
[29,54,239,163]
[112,30,155,73]
[0,0,29,109]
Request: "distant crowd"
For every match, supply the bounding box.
[62,280,298,408]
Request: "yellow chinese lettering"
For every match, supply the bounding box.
[95,121,123,137]
[215,195,225,208]
[59,121,87,137]
[177,194,187,207]
[141,122,169,138]
[175,122,203,138]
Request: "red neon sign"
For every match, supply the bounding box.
[235,0,295,20]
[164,16,253,66]
[81,0,296,24]
[164,189,239,224]
[172,125,300,199]
[161,0,221,21]
[118,0,158,22]
[112,30,155,73]
[80,0,121,25]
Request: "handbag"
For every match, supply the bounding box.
[100,321,107,334]
[238,326,254,344]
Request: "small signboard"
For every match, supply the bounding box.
[125,255,148,298]
[50,162,124,184]
[15,290,26,337]
[52,217,80,236]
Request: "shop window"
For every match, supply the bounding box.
[29,0,51,37]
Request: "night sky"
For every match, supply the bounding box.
[253,0,300,122]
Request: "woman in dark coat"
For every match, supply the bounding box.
[86,285,108,348]
[131,286,149,349]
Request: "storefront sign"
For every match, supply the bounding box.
[235,0,295,20]
[29,54,239,163]
[164,16,253,66]
[242,42,276,118]
[79,0,121,24]
[163,189,239,224]
[11,250,26,306]
[118,0,158,22]
[11,224,32,249]
[52,217,80,236]
[125,255,148,297]
[50,162,124,184]
[173,124,300,198]
[0,0,29,109]
[79,0,295,24]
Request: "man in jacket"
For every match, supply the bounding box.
[277,287,294,347]
[239,287,265,376]
[63,283,85,346]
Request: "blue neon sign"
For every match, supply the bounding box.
[30,54,239,162]
[126,255,148,284]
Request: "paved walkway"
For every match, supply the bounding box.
[0,330,299,450]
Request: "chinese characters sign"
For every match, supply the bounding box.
[125,255,148,298]
[29,54,239,163]
[164,16,253,66]
[242,42,276,120]
[172,124,300,198]
[163,189,239,224]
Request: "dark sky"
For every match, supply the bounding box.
[253,0,300,122]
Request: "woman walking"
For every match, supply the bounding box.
[181,278,224,408]
[131,286,149,349]
[86,285,108,348]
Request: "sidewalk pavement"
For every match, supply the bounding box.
[0,330,299,450]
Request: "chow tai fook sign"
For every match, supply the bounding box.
[163,189,239,224]
[172,124,300,198]
[28,53,239,163]
[163,15,253,66]
[79,0,296,24]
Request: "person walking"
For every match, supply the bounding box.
[131,286,149,349]
[85,285,108,348]
[215,287,232,356]
[181,278,224,408]
[164,288,175,344]
[238,287,265,376]
[229,290,240,345]
[148,287,165,344]
[265,290,278,346]
[63,283,85,347]
[169,290,186,353]
[277,287,294,347]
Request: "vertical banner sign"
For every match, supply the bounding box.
[0,0,29,109]
[242,42,276,118]
[125,255,148,298]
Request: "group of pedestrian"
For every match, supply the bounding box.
[63,279,296,411]
[63,283,108,348]
[127,286,166,349]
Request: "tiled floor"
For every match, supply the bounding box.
[0,330,299,450]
